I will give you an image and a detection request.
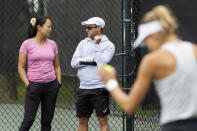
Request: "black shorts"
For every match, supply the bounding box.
[76,88,110,118]
[162,118,197,131]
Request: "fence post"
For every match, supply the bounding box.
[39,0,44,15]
[123,0,134,131]
[73,76,77,105]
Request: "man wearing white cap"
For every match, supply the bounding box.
[71,17,115,131]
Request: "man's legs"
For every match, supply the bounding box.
[78,117,89,131]
[92,88,110,131]
[98,116,109,131]
[76,89,93,131]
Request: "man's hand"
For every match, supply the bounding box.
[97,64,116,83]
[94,35,102,44]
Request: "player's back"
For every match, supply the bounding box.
[154,41,197,125]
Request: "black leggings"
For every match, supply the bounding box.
[19,79,60,131]
[162,118,197,131]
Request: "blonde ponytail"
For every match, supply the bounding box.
[141,5,178,37]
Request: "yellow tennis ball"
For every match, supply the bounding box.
[104,64,113,73]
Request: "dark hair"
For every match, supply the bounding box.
[28,16,50,38]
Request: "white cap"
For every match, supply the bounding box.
[133,21,162,49]
[81,17,105,28]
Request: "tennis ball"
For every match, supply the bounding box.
[104,64,113,73]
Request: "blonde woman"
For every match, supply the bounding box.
[98,5,197,131]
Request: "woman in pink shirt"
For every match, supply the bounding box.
[18,16,61,131]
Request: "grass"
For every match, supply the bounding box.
[0,74,77,105]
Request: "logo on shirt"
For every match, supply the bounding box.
[103,108,108,113]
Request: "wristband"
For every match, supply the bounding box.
[105,79,118,91]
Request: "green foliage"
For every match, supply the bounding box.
[56,75,79,105]
[0,74,78,105]
[135,106,159,117]
[0,74,124,113]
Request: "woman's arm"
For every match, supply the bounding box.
[54,54,61,83]
[98,55,155,114]
[18,52,29,87]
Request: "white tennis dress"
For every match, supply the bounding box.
[154,41,197,125]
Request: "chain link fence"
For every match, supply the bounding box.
[0,0,125,130]
[4,0,197,130]
[46,0,124,130]
[131,0,197,131]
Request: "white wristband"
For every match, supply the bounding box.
[105,79,118,91]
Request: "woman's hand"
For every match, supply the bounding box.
[97,64,117,83]
[25,81,29,87]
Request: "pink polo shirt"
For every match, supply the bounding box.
[19,38,58,83]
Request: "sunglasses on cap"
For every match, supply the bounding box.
[86,25,98,30]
